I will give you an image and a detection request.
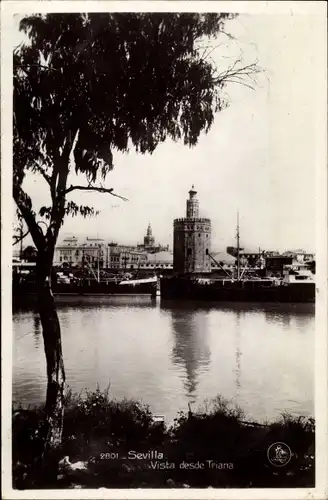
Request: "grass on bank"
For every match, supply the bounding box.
[12,386,315,489]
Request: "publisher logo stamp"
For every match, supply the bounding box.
[267,442,291,467]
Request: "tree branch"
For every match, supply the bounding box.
[50,170,58,203]
[13,229,30,246]
[31,161,52,186]
[15,63,60,73]
[212,61,262,90]
[222,79,257,91]
[64,185,129,202]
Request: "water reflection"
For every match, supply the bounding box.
[166,305,211,401]
[33,315,41,348]
[13,299,315,422]
[235,311,242,402]
[293,313,314,332]
[263,306,314,332]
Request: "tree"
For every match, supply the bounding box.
[13,13,259,452]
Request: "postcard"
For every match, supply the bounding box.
[1,1,327,499]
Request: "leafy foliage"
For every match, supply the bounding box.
[13,391,315,489]
[15,13,236,179]
[13,12,259,254]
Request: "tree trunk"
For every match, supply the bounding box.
[36,262,66,449]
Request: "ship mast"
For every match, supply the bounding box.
[97,244,100,283]
[236,211,240,282]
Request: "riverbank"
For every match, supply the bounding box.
[13,387,315,489]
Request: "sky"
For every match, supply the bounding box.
[11,8,325,253]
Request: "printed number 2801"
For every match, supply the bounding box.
[100,452,119,460]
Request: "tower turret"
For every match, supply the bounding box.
[186,185,199,218]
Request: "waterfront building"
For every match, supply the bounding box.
[54,237,148,269]
[82,238,106,268]
[54,234,167,271]
[106,243,147,270]
[54,236,82,265]
[54,236,107,267]
[173,186,211,274]
[53,223,169,268]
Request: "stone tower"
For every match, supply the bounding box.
[173,186,212,274]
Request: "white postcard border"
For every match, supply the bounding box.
[1,1,327,499]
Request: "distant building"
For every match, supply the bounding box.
[54,236,147,270]
[265,253,315,278]
[54,236,106,267]
[144,223,155,248]
[226,246,265,268]
[173,186,211,274]
[107,243,147,270]
[54,236,81,265]
[54,229,168,270]
[264,250,280,257]
[282,250,314,263]
[137,223,169,253]
[239,250,265,268]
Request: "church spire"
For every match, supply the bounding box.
[144,222,155,248]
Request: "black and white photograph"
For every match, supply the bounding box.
[1,1,327,497]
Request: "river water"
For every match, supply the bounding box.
[13,297,314,423]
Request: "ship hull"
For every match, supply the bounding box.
[13,280,157,307]
[160,278,315,303]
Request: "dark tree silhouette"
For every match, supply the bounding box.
[22,245,37,262]
[13,12,260,452]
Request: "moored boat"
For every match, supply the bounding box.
[13,272,159,306]
[160,267,315,303]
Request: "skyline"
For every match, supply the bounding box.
[12,10,324,254]
[16,217,315,256]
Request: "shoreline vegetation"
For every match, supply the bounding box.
[13,387,315,489]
